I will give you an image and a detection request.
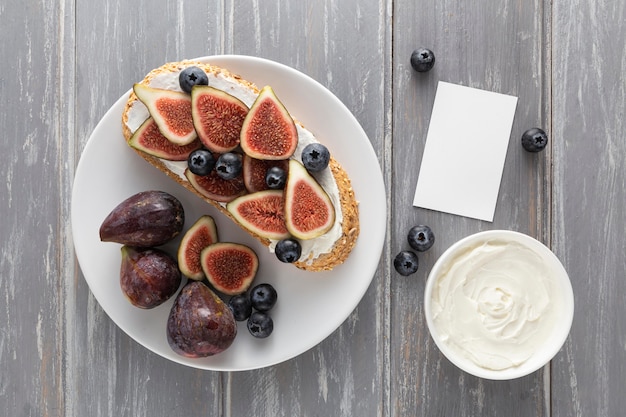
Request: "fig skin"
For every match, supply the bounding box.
[167,281,237,358]
[100,190,184,247]
[120,246,182,309]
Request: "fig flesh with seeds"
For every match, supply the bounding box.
[242,154,289,193]
[128,117,202,161]
[133,83,197,145]
[177,215,219,280]
[167,281,237,358]
[185,167,246,203]
[201,242,258,295]
[284,159,335,240]
[227,190,291,240]
[120,246,181,309]
[240,85,298,160]
[191,85,249,153]
[99,190,184,247]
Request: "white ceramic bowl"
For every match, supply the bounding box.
[424,230,574,380]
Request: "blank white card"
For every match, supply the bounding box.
[413,82,518,221]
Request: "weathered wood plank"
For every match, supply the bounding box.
[223,0,389,415]
[0,0,72,414]
[551,0,626,415]
[390,0,551,415]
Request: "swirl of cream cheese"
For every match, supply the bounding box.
[430,239,562,371]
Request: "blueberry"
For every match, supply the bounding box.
[228,294,252,321]
[215,152,242,180]
[250,283,278,312]
[265,166,287,189]
[179,66,209,94]
[275,238,302,263]
[247,311,274,338]
[410,48,436,72]
[394,251,419,276]
[407,225,435,252]
[521,128,548,152]
[187,149,215,176]
[301,143,330,172]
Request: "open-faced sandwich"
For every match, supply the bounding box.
[121,60,359,271]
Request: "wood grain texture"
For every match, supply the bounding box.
[2,0,625,415]
[551,0,626,416]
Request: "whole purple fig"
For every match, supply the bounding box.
[167,281,237,357]
[99,190,184,247]
[120,246,181,309]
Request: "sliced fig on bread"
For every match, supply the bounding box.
[133,83,197,145]
[226,190,290,240]
[284,159,335,240]
[128,117,202,161]
[242,154,290,193]
[191,86,249,153]
[185,168,246,203]
[240,86,298,160]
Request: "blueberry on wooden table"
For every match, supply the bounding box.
[394,250,419,276]
[408,225,435,252]
[521,127,549,152]
[410,48,436,72]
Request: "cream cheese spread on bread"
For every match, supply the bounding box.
[125,69,344,264]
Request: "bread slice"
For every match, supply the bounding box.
[121,60,359,271]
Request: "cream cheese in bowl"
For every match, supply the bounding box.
[424,230,574,380]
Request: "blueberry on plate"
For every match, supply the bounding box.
[407,225,435,252]
[215,152,243,180]
[521,128,548,152]
[266,166,287,189]
[250,283,278,312]
[394,251,419,276]
[228,294,252,321]
[301,143,330,172]
[187,149,215,176]
[275,238,301,263]
[247,311,274,338]
[410,48,436,72]
[179,66,209,93]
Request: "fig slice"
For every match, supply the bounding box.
[185,167,247,203]
[200,242,259,295]
[226,190,291,240]
[284,159,335,240]
[240,85,298,160]
[191,85,249,153]
[133,83,197,145]
[99,190,185,247]
[129,117,202,161]
[167,281,237,358]
[177,215,219,280]
[242,154,289,193]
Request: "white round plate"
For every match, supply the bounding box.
[71,55,386,371]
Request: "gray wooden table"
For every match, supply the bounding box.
[2,0,625,416]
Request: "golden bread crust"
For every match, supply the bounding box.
[121,60,359,271]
